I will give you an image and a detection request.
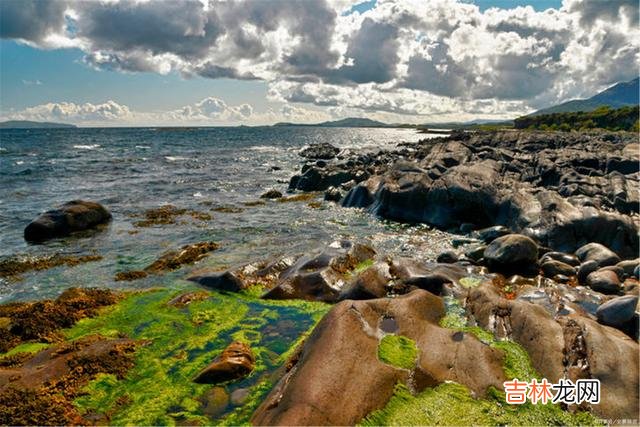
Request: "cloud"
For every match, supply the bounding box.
[1,97,333,126]
[22,79,43,86]
[1,0,638,119]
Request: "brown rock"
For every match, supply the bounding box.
[251,290,506,425]
[24,200,111,242]
[194,342,255,384]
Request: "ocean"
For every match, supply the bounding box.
[0,126,453,302]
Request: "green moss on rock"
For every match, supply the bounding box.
[360,382,602,426]
[67,286,328,425]
[377,334,418,370]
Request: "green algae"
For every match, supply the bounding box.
[459,276,482,289]
[0,342,50,357]
[360,382,602,426]
[66,286,329,425]
[353,258,374,275]
[366,296,603,426]
[377,334,418,370]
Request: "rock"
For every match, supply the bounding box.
[540,260,576,279]
[464,245,486,262]
[483,234,539,275]
[585,269,622,294]
[596,295,638,328]
[260,189,283,199]
[474,226,511,243]
[252,290,506,426]
[193,342,255,384]
[339,262,391,300]
[199,387,229,418]
[229,388,250,406]
[436,251,458,264]
[145,242,219,273]
[188,271,245,292]
[299,143,340,160]
[577,260,599,285]
[262,241,376,303]
[635,265,640,280]
[616,259,640,278]
[389,259,467,296]
[24,200,111,242]
[459,223,474,233]
[575,242,621,267]
[540,251,580,267]
[324,186,342,202]
[289,166,360,192]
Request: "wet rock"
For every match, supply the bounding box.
[260,189,283,199]
[188,271,245,292]
[540,251,580,267]
[540,260,576,279]
[389,258,468,296]
[436,251,458,264]
[577,260,599,285]
[299,143,340,160]
[193,342,255,384]
[585,269,622,294]
[289,166,360,192]
[262,241,376,303]
[474,226,511,243]
[145,242,219,273]
[616,259,640,278]
[464,245,486,262]
[199,387,229,418]
[24,200,111,242]
[339,262,391,300]
[596,295,638,329]
[230,388,250,406]
[324,186,342,202]
[483,234,539,276]
[252,290,506,426]
[575,242,621,267]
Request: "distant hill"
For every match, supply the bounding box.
[418,119,514,130]
[0,120,77,129]
[515,105,639,132]
[273,117,392,128]
[530,78,639,116]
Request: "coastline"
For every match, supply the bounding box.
[1,129,638,425]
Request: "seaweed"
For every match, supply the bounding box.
[67,287,328,425]
[377,335,418,370]
[0,253,103,281]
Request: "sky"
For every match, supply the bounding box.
[0,0,637,127]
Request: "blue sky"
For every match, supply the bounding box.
[0,0,635,126]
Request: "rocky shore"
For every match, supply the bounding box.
[1,130,638,425]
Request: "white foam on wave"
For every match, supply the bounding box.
[164,156,187,161]
[73,144,101,150]
[250,145,279,153]
[193,192,203,198]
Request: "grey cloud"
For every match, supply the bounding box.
[0,0,68,44]
[567,0,639,26]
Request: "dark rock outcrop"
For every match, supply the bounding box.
[24,200,111,242]
[483,234,539,276]
[262,241,375,303]
[299,143,340,160]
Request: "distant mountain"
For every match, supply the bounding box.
[0,120,77,129]
[530,78,639,116]
[273,117,393,128]
[419,119,514,130]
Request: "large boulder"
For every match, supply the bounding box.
[262,241,376,303]
[251,290,506,425]
[596,295,638,329]
[483,234,539,275]
[24,200,111,242]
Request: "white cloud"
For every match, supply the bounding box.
[1,97,332,126]
[1,0,638,120]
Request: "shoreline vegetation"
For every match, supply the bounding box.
[1,126,638,425]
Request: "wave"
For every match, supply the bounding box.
[73,144,101,150]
